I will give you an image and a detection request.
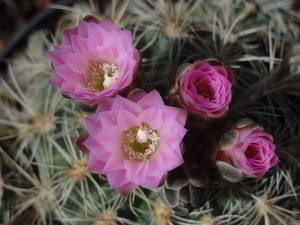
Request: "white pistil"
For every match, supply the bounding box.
[136,128,148,143]
[102,63,119,89]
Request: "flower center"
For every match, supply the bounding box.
[196,84,211,100]
[245,145,258,159]
[123,123,160,161]
[87,62,119,92]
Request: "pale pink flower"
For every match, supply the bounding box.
[170,57,234,122]
[76,89,187,195]
[48,16,141,110]
[215,118,279,182]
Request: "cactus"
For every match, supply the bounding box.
[1,0,300,224]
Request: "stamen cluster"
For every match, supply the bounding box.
[87,62,119,92]
[123,124,160,161]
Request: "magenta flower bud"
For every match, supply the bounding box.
[169,57,234,125]
[76,89,187,195]
[48,16,142,112]
[214,118,279,183]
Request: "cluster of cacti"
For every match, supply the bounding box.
[1,0,300,224]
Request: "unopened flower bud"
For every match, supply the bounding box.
[203,118,279,182]
[168,57,235,128]
[162,155,212,216]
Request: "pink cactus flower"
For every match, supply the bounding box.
[170,57,234,122]
[215,118,279,182]
[76,89,187,195]
[48,16,141,109]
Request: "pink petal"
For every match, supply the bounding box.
[55,64,86,86]
[117,51,138,83]
[137,90,165,110]
[105,170,129,189]
[138,106,163,129]
[270,154,280,167]
[158,143,184,170]
[159,111,187,137]
[61,28,77,45]
[112,95,142,116]
[48,50,70,68]
[115,182,139,196]
[142,175,166,188]
[103,29,126,55]
[96,98,115,112]
[84,113,102,131]
[99,111,119,129]
[96,126,124,152]
[98,18,119,32]
[60,81,76,93]
[59,53,90,74]
[238,126,263,142]
[163,106,187,127]
[94,145,111,161]
[127,89,147,103]
[119,30,133,50]
[83,137,104,157]
[49,71,64,87]
[85,110,118,133]
[132,48,141,61]
[91,46,117,64]
[74,83,89,94]
[192,61,209,71]
[88,152,106,174]
[69,33,82,53]
[77,21,89,38]
[76,36,99,61]
[163,129,185,150]
[146,153,166,177]
[124,160,147,184]
[117,108,140,131]
[102,150,126,173]
[87,21,107,51]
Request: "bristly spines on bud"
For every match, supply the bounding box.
[163,155,212,216]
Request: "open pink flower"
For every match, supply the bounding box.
[76,89,187,195]
[170,57,234,122]
[215,118,279,182]
[48,16,141,110]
